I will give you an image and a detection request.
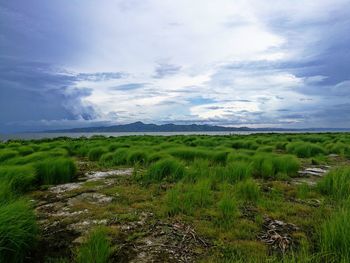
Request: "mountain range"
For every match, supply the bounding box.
[42,121,346,133]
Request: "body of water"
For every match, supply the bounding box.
[1,130,349,141]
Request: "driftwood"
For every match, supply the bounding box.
[258,217,299,254]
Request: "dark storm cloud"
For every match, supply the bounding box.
[0,58,97,132]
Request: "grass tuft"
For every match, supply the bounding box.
[286,142,326,158]
[36,158,76,185]
[76,227,112,263]
[318,167,350,201]
[0,199,37,262]
[145,158,185,182]
[236,179,260,203]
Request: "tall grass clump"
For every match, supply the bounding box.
[231,140,259,150]
[220,162,252,184]
[16,146,34,156]
[236,179,260,203]
[251,154,300,179]
[36,158,76,185]
[318,167,350,201]
[164,180,212,216]
[0,181,14,204]
[0,199,38,262]
[0,166,36,194]
[111,148,129,165]
[168,147,210,162]
[0,149,18,163]
[145,158,185,182]
[184,159,211,183]
[286,142,326,158]
[88,147,107,161]
[319,207,350,262]
[76,227,112,263]
[127,150,148,165]
[217,193,239,229]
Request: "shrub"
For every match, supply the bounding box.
[36,158,76,185]
[320,207,350,262]
[145,158,185,182]
[0,149,18,163]
[286,142,326,158]
[236,179,260,203]
[88,147,107,161]
[0,166,36,194]
[318,167,350,201]
[76,227,112,263]
[0,199,38,262]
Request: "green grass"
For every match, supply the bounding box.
[0,149,18,163]
[319,206,350,262]
[317,167,350,201]
[35,157,77,185]
[76,227,112,263]
[231,140,259,150]
[2,133,350,261]
[0,165,36,194]
[251,154,300,179]
[16,146,34,156]
[164,179,213,216]
[0,199,38,263]
[236,179,260,203]
[145,158,185,182]
[286,142,326,158]
[217,193,239,229]
[88,147,107,161]
[127,150,148,165]
[221,162,252,184]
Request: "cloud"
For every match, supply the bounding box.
[0,57,98,132]
[153,63,182,78]
[77,72,125,82]
[1,0,350,131]
[110,83,147,91]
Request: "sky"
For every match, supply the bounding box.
[1,0,350,132]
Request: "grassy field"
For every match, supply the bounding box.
[1,133,350,262]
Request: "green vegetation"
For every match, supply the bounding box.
[0,199,37,263]
[320,206,350,262]
[318,167,350,201]
[36,158,77,185]
[1,132,350,262]
[76,227,112,263]
[144,158,185,182]
[287,142,326,158]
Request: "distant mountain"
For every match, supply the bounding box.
[44,121,299,133]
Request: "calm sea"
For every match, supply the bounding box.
[0,130,347,141]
